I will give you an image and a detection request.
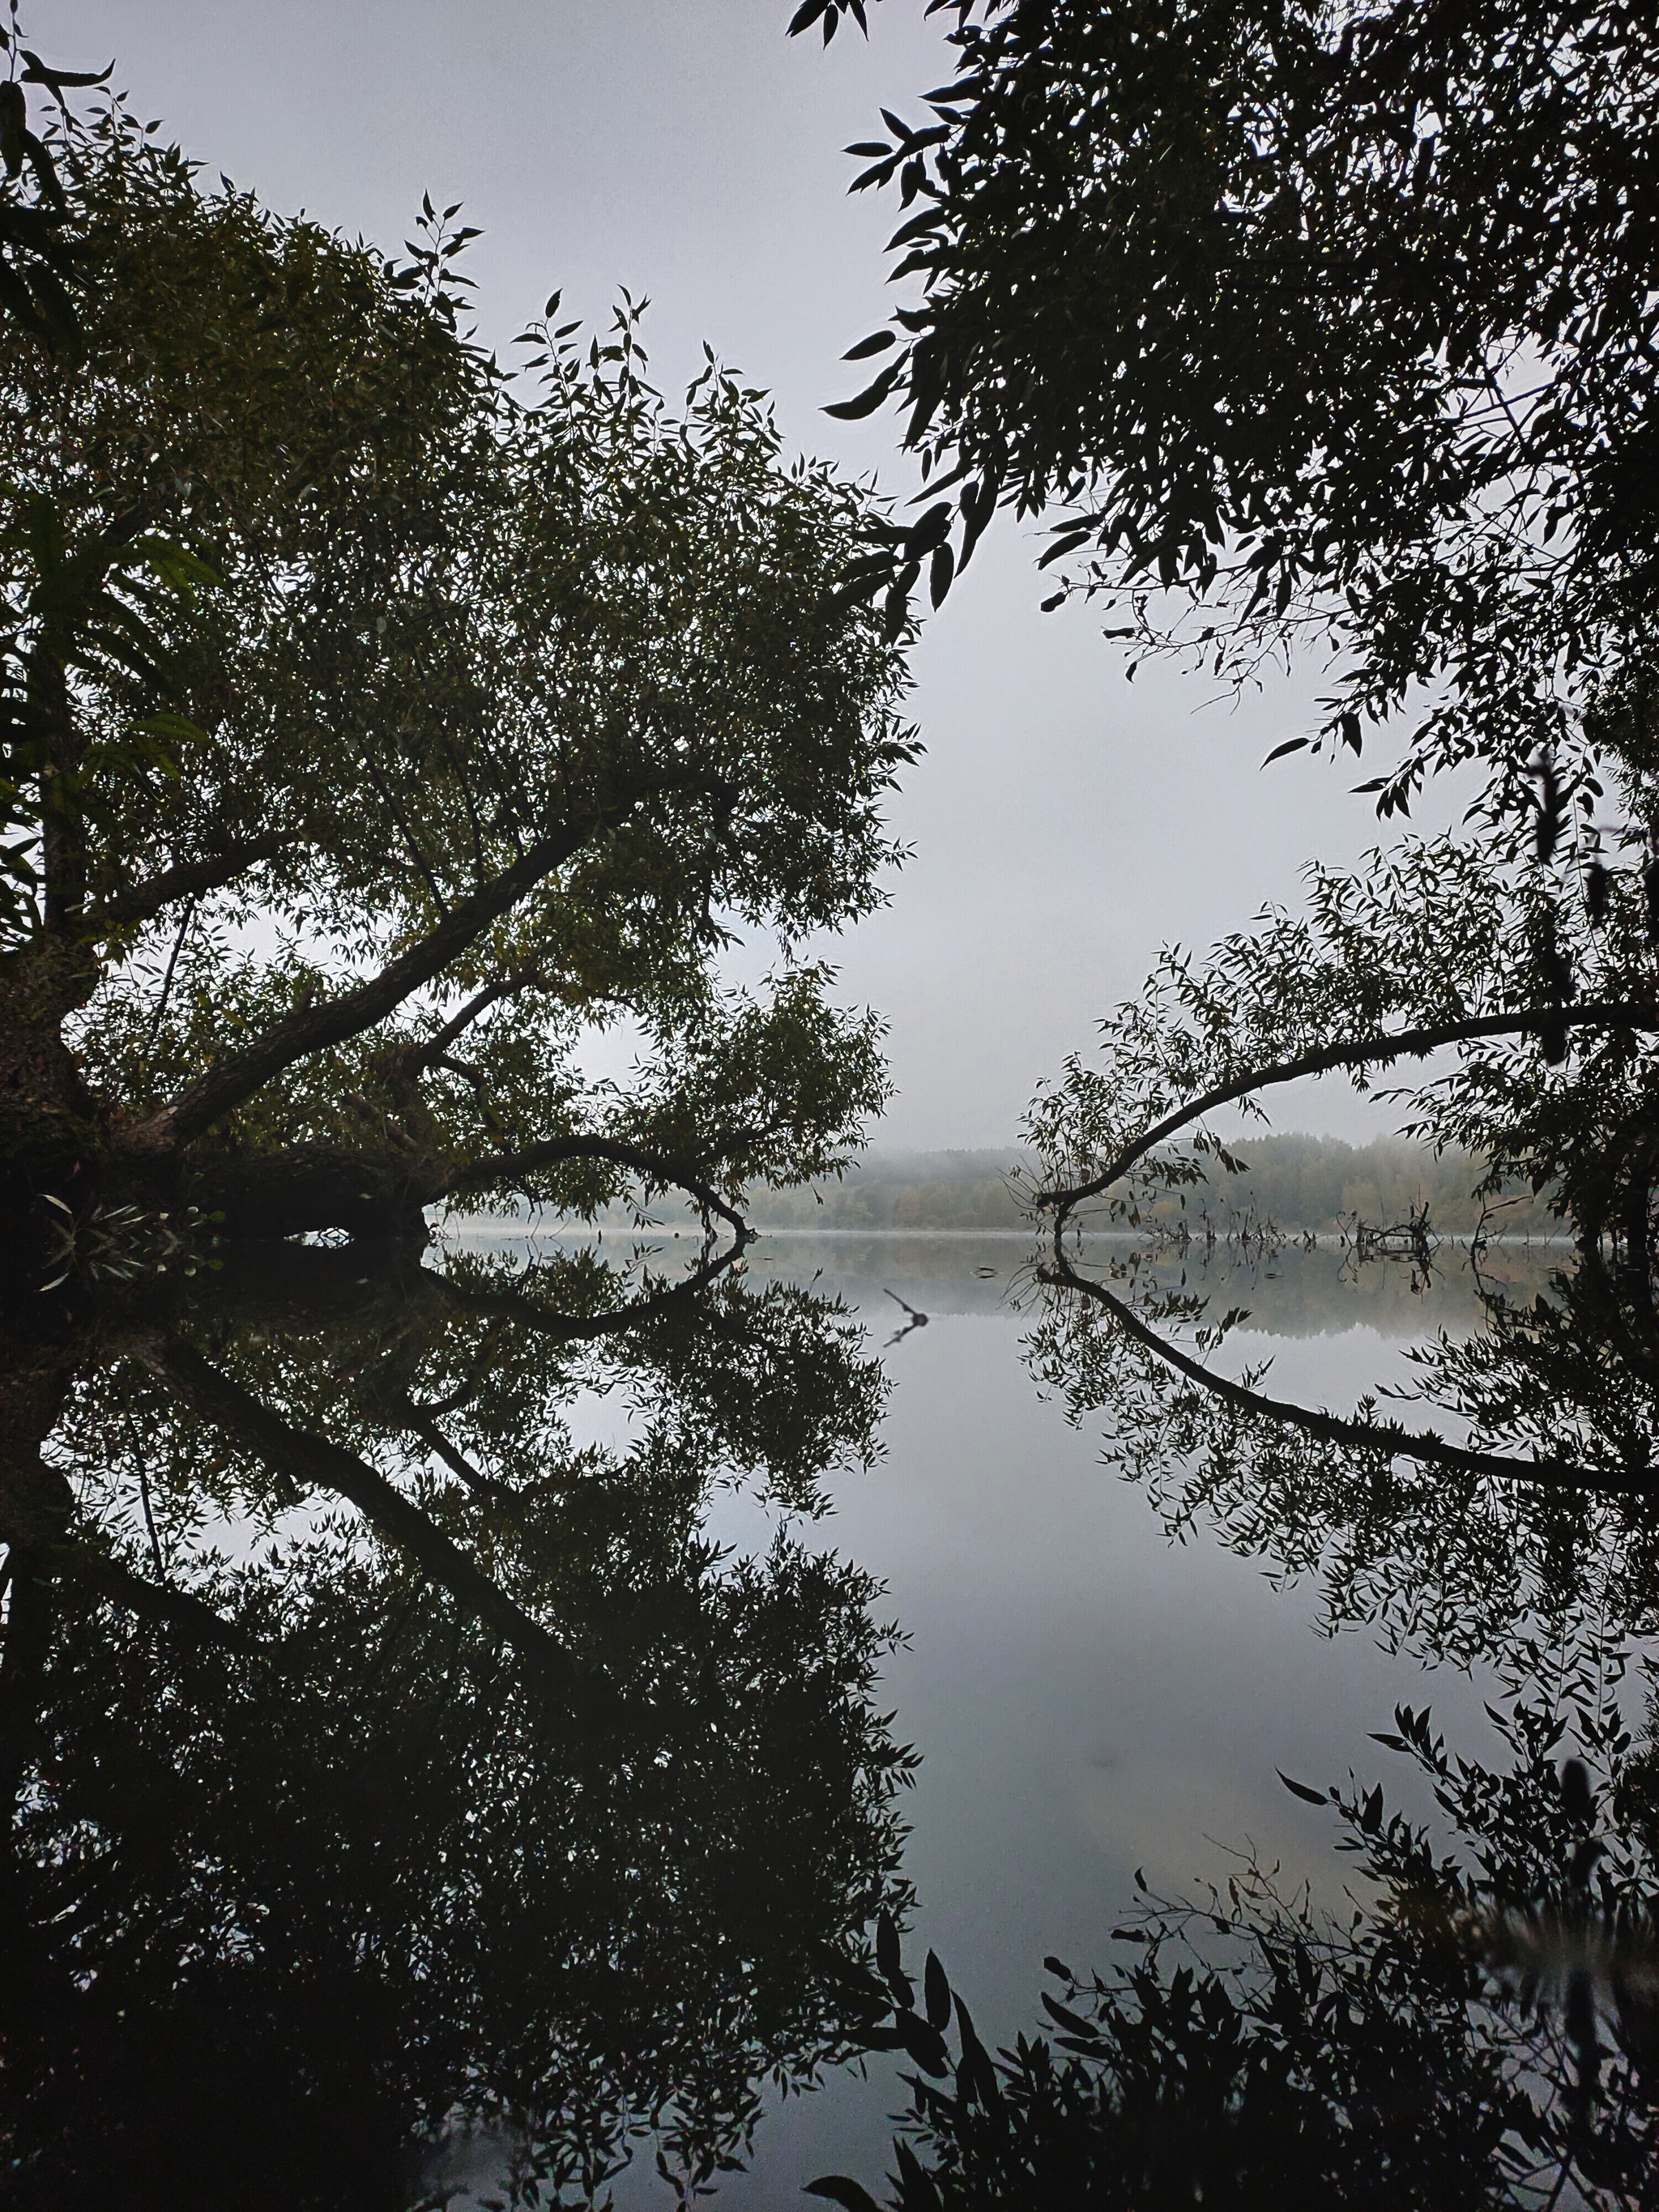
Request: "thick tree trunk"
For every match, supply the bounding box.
[0,941,107,1231]
[184,1141,437,1243]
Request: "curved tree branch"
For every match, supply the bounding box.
[441,1133,752,1243]
[117,803,633,1164]
[431,1220,748,1345]
[151,1339,615,1709]
[1036,1002,1659,1224]
[187,1127,756,1243]
[1040,1251,1653,1498]
[87,835,291,935]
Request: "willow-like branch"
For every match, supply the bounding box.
[87,835,291,934]
[117,811,618,1160]
[60,1539,257,1651]
[1041,1252,1651,1497]
[152,1340,609,1706]
[402,971,550,1073]
[1037,1002,1659,1225]
[441,1133,750,1242]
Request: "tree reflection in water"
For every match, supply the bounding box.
[0,1230,916,2209]
[812,1234,1659,2211]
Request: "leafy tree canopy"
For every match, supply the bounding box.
[795,0,1657,822]
[0,29,915,1247]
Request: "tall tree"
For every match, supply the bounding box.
[0,30,915,1248]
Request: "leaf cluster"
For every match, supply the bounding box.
[808,0,1659,818]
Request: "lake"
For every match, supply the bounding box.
[427,1225,1586,2206]
[11,1217,1644,2208]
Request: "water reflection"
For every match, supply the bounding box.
[1030,1237,1659,1671]
[823,1631,1659,2208]
[0,1234,915,2207]
[806,1230,1659,2210]
[8,1221,1659,2207]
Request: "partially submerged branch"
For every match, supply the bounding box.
[185,1126,755,1242]
[441,1132,750,1242]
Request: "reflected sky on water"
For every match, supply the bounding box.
[433,1229,1574,2206]
[8,1223,1647,2208]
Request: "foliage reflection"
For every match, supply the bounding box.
[810,1231,1659,2210]
[0,1234,915,2209]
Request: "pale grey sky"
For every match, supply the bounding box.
[58,0,1469,1144]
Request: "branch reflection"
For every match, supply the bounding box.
[1,1231,915,2207]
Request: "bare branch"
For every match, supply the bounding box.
[1037,1003,1659,1223]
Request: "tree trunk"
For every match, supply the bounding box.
[184,1141,437,1242]
[0,941,107,1232]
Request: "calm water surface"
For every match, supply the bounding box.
[441,1228,1565,2206]
[11,1220,1618,2206]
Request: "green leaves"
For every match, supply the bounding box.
[787,0,873,45]
[800,0,1659,825]
[823,360,902,420]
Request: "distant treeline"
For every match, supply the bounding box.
[735,1136,1559,1235]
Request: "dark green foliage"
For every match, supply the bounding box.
[815,1651,1659,2209]
[1,28,917,1242]
[1,1236,917,2206]
[800,0,1659,820]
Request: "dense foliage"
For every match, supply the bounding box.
[799,0,1658,821]
[2,1236,915,2207]
[810,1641,1659,2210]
[0,33,915,1247]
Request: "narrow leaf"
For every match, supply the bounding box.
[804,2183,882,2212]
[1278,1771,1331,1805]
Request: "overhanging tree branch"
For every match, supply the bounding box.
[118,804,633,1161]
[87,835,292,934]
[1036,1003,1659,1225]
[440,1132,751,1242]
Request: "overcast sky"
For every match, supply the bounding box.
[59,0,1471,1146]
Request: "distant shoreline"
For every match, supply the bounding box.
[440,1219,1577,1247]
